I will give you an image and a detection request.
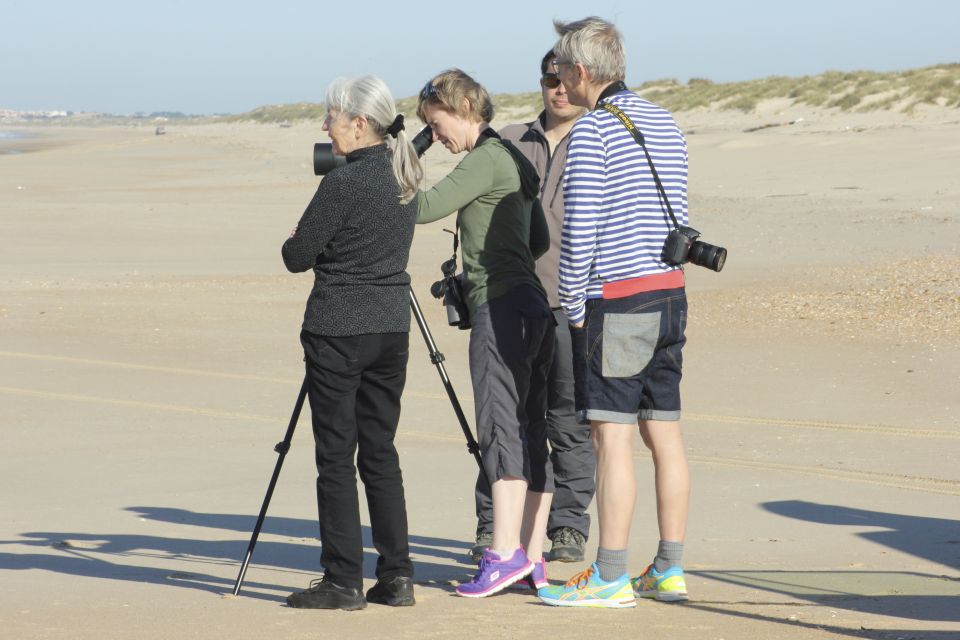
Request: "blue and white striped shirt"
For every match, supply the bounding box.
[559,90,688,324]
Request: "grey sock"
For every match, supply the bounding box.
[653,540,683,573]
[596,547,628,582]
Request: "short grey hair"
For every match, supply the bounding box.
[553,16,626,84]
[324,75,422,203]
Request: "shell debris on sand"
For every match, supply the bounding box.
[694,254,960,342]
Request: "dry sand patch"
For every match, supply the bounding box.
[1,115,958,639]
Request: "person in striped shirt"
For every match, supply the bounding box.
[537,16,692,609]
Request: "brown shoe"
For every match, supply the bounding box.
[469,532,493,563]
[547,527,586,563]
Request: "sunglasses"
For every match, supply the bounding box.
[541,73,561,89]
[420,81,438,100]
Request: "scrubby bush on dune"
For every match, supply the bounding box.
[230,64,960,122]
[636,64,960,114]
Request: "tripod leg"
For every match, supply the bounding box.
[408,289,483,470]
[232,377,308,596]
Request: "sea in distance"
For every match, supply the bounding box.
[0,130,29,154]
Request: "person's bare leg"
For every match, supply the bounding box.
[592,421,637,549]
[491,476,527,556]
[638,419,689,543]
[520,490,552,561]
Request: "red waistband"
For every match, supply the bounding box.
[601,270,685,299]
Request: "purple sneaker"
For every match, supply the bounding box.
[456,547,534,598]
[512,558,548,590]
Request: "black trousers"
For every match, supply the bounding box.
[300,330,413,590]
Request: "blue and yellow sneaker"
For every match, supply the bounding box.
[537,563,636,608]
[632,564,689,602]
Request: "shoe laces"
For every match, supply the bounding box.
[474,555,490,578]
[306,575,331,592]
[555,527,583,546]
[638,564,659,587]
[564,566,594,589]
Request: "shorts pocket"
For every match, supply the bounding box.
[601,312,661,378]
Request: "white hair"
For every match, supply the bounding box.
[325,75,423,203]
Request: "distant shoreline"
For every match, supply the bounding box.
[0,130,29,155]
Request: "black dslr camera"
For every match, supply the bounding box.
[313,126,434,175]
[662,225,727,272]
[430,255,470,330]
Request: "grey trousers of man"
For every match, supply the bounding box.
[474,308,596,539]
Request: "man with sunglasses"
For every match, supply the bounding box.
[470,48,591,570]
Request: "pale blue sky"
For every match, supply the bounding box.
[2,0,957,114]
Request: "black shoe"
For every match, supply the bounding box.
[366,576,415,606]
[469,532,493,563]
[286,576,366,610]
[547,527,586,563]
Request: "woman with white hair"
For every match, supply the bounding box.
[282,75,422,611]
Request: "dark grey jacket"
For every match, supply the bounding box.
[499,113,571,308]
[282,144,416,336]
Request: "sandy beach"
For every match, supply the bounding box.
[1,103,958,639]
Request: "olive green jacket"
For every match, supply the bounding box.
[417,136,549,315]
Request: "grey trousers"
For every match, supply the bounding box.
[469,285,555,493]
[474,308,596,539]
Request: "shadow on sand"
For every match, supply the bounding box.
[677,500,960,638]
[0,505,479,602]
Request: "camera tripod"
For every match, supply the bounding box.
[231,288,481,596]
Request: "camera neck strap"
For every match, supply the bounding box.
[443,226,460,265]
[597,101,681,231]
[594,81,628,109]
[477,127,500,144]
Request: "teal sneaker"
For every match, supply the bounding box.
[632,564,689,602]
[537,563,635,608]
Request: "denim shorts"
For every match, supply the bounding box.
[571,287,687,424]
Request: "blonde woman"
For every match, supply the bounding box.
[415,69,555,598]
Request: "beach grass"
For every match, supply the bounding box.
[224,102,327,124]
[228,63,960,123]
[637,63,960,114]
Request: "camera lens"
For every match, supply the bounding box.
[688,241,727,272]
[430,280,446,299]
[313,143,348,176]
[412,126,434,156]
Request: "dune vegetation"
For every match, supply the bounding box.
[230,63,960,123]
[637,63,960,114]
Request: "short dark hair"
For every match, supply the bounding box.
[540,48,555,76]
